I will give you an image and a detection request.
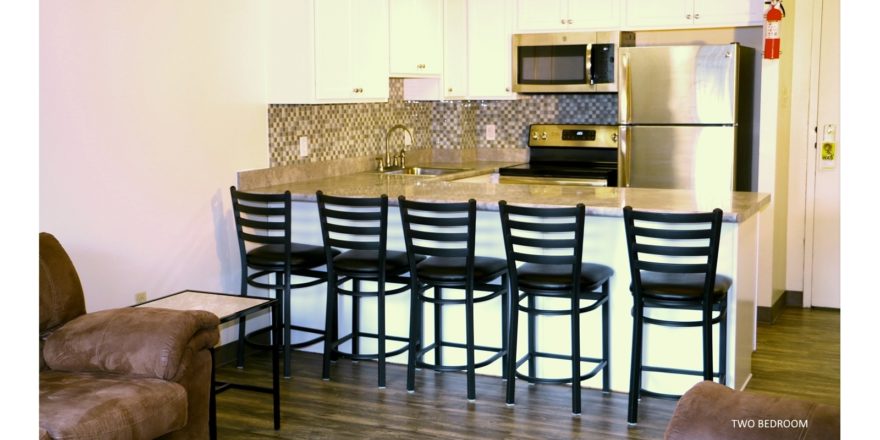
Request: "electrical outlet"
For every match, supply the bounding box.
[299,136,309,157]
[135,291,147,304]
[403,131,412,146]
[485,124,496,141]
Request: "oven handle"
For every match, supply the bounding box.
[619,125,630,187]
[499,175,609,187]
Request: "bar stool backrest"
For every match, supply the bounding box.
[622,206,724,303]
[498,201,585,291]
[230,186,292,272]
[316,191,389,269]
[398,197,476,280]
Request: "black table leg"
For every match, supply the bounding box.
[272,301,281,430]
[209,347,217,440]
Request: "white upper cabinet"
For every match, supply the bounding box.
[442,0,469,98]
[468,0,516,99]
[316,0,390,101]
[390,0,443,76]
[624,0,763,30]
[516,0,620,32]
[265,0,389,103]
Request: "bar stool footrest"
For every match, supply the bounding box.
[331,331,411,360]
[514,352,607,384]
[244,325,326,350]
[416,341,507,372]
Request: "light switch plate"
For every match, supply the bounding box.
[299,136,309,157]
[485,124,496,141]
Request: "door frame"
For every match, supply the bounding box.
[801,0,838,308]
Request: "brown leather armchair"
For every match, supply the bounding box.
[665,381,840,440]
[39,233,220,439]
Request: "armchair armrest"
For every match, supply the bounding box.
[43,307,219,380]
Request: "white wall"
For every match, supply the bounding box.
[40,1,267,311]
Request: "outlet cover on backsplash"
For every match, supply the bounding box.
[267,79,617,168]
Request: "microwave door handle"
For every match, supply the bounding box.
[586,43,594,85]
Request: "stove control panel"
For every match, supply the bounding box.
[528,124,619,149]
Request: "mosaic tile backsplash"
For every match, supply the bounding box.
[268,79,617,167]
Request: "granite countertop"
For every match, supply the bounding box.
[252,160,770,223]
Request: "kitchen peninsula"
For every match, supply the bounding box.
[240,162,771,396]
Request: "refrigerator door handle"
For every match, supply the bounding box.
[619,52,630,124]
[618,125,630,187]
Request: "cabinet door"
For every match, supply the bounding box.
[352,0,390,99]
[316,0,389,101]
[315,0,356,100]
[624,0,693,29]
[443,0,468,98]
[567,0,621,30]
[389,0,442,76]
[515,0,567,32]
[693,0,763,28]
[468,0,515,99]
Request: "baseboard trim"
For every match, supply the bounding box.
[757,290,804,324]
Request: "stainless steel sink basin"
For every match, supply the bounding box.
[383,166,467,176]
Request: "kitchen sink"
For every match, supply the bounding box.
[382,166,468,176]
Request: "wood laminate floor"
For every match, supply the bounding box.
[214,307,840,439]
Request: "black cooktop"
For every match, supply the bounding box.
[500,161,618,185]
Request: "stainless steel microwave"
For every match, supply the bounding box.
[512,31,634,93]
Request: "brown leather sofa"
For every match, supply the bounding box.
[39,233,220,439]
[665,381,840,440]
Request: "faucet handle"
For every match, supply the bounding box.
[398,149,407,168]
[375,156,384,172]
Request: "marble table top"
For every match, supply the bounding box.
[251,161,770,223]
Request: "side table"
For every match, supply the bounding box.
[137,289,280,439]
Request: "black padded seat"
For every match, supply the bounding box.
[499,201,612,416]
[639,272,732,301]
[623,206,731,425]
[415,256,508,284]
[247,243,329,269]
[517,262,615,291]
[332,249,412,275]
[399,197,510,401]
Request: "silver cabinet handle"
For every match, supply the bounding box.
[567,19,573,24]
[561,19,565,24]
[448,88,453,92]
[686,14,692,19]
[694,13,700,19]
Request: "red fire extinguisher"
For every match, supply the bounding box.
[764,0,785,59]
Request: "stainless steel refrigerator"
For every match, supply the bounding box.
[618,43,754,192]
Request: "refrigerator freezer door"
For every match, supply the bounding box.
[619,45,739,125]
[620,126,736,192]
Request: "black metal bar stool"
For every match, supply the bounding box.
[499,201,613,415]
[398,197,509,401]
[623,206,730,425]
[316,191,417,388]
[230,186,334,378]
